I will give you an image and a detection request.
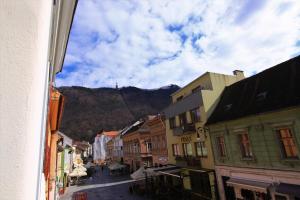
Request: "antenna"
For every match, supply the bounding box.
[116,82,118,89]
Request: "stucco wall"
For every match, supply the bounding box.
[0,1,52,199]
[209,107,300,171]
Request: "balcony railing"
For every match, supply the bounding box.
[164,90,203,119]
[173,123,196,136]
[175,156,201,167]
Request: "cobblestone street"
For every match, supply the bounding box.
[60,167,147,200]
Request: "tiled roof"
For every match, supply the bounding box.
[206,55,300,125]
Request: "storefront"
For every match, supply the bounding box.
[216,166,300,200]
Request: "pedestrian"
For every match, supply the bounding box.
[101,165,104,173]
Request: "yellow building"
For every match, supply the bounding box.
[164,71,244,200]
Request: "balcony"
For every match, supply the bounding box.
[173,123,196,136]
[175,156,201,167]
[164,90,203,119]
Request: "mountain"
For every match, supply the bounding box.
[58,85,180,141]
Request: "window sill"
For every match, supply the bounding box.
[281,157,299,162]
[196,155,208,158]
[241,157,254,161]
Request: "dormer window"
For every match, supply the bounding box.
[192,86,201,93]
[224,104,232,111]
[176,96,183,101]
[256,91,267,101]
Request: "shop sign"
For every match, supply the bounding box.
[181,136,192,143]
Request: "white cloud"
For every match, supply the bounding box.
[56,0,300,88]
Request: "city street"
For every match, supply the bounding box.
[60,167,146,200]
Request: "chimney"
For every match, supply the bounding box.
[233,70,245,80]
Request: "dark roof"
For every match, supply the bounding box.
[206,55,300,125]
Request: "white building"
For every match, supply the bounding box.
[0,1,77,199]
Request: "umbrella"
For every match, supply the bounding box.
[108,163,126,171]
[130,167,146,180]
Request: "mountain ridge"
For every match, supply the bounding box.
[58,84,180,141]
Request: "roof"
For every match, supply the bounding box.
[120,120,145,136]
[51,0,78,76]
[103,131,119,137]
[206,55,300,125]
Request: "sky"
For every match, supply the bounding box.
[56,0,300,89]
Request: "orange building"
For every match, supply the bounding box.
[147,115,168,166]
[122,120,152,172]
[43,87,65,200]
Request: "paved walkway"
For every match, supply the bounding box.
[59,167,146,200]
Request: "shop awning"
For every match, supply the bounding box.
[227,178,270,193]
[276,183,300,197]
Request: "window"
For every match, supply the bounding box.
[190,108,201,123]
[216,136,226,157]
[176,96,183,101]
[169,117,176,129]
[147,142,152,153]
[195,142,208,157]
[162,136,166,149]
[192,86,201,93]
[277,128,298,159]
[157,136,161,149]
[172,144,180,156]
[238,133,253,158]
[183,143,193,156]
[179,113,187,127]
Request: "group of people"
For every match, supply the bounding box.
[85,160,105,178]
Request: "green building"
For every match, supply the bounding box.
[206,56,300,200]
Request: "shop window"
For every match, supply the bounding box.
[190,171,212,198]
[238,133,253,158]
[182,143,193,156]
[172,144,180,156]
[217,136,226,157]
[275,195,287,200]
[195,142,207,157]
[276,128,298,159]
[169,117,176,129]
[190,108,201,123]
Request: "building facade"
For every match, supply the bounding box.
[164,71,244,199]
[148,115,168,166]
[122,120,152,172]
[0,1,77,199]
[106,139,114,163]
[113,134,124,163]
[207,56,300,200]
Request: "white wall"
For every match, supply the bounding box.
[0,1,52,200]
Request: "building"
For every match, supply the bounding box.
[113,133,124,163]
[106,138,114,163]
[164,71,244,199]
[206,56,300,200]
[59,132,73,193]
[105,131,124,163]
[0,0,77,199]
[93,131,118,164]
[148,115,168,166]
[122,119,153,172]
[44,88,65,200]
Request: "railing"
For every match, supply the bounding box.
[164,90,203,119]
[173,123,196,136]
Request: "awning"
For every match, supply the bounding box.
[227,178,270,193]
[276,183,300,197]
